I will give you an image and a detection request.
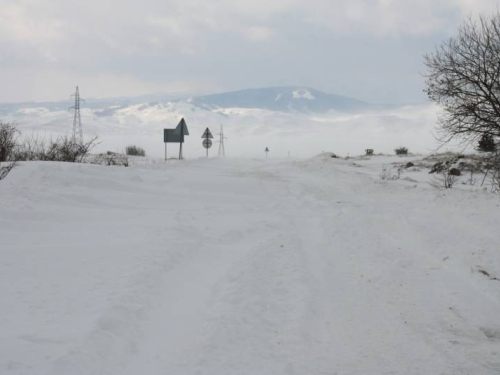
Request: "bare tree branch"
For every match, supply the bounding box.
[424,13,500,147]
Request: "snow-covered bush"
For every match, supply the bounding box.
[90,153,129,167]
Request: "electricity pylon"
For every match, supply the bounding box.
[217,124,227,157]
[69,86,85,144]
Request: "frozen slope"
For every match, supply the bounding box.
[1,157,499,374]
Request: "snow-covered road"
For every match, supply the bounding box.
[1,157,499,374]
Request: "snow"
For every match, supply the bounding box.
[292,89,315,100]
[3,99,450,158]
[1,155,499,374]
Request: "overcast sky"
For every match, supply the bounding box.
[1,0,499,104]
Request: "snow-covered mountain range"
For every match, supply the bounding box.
[0,87,441,158]
[184,87,370,113]
[0,87,371,116]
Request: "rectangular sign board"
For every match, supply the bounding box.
[164,129,184,143]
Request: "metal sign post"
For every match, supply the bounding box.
[179,122,184,159]
[201,127,214,157]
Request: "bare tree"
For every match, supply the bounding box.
[424,13,500,145]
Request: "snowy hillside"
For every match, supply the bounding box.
[185,86,370,113]
[0,87,442,158]
[1,156,499,374]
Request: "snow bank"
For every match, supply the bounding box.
[1,157,499,374]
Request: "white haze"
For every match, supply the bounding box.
[5,102,455,159]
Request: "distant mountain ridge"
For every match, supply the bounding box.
[184,87,369,113]
[0,86,372,117]
[0,90,206,116]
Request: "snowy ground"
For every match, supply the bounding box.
[1,155,499,375]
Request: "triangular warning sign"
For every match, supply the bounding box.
[173,118,189,136]
[201,127,214,139]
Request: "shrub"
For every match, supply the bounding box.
[482,151,500,193]
[0,121,19,182]
[0,161,16,181]
[53,137,98,162]
[0,121,18,162]
[15,135,99,163]
[365,149,374,156]
[477,134,497,153]
[430,160,459,189]
[125,145,146,156]
[395,147,409,155]
[91,153,129,167]
[379,165,402,181]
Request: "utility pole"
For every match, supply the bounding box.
[70,86,85,144]
[217,124,227,157]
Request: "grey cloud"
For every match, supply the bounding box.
[0,0,499,102]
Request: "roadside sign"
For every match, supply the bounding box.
[201,128,214,139]
[163,118,190,160]
[202,127,213,157]
[173,118,189,136]
[203,139,213,148]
